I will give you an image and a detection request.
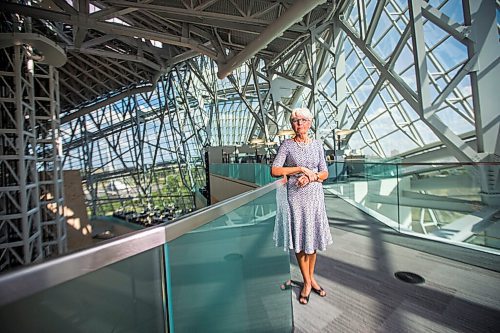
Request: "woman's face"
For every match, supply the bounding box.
[291,115,312,135]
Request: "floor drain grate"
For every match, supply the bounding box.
[394,271,425,284]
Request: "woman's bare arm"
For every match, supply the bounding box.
[271,166,306,177]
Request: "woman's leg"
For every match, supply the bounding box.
[309,252,326,296]
[309,251,317,284]
[295,251,312,304]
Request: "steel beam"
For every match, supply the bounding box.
[217,0,327,79]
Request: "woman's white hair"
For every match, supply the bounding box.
[290,107,313,122]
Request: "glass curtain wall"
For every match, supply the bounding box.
[61,59,269,222]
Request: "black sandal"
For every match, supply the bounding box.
[312,286,326,297]
[299,291,311,305]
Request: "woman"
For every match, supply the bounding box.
[271,107,333,305]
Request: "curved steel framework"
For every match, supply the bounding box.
[0,0,499,271]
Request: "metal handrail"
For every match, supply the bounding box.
[0,177,286,306]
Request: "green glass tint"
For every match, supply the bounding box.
[325,161,500,252]
[211,163,275,186]
[166,189,292,333]
[0,247,166,333]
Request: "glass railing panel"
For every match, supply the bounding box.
[227,163,239,180]
[364,162,399,179]
[238,163,257,183]
[326,161,366,205]
[211,163,274,186]
[0,246,167,333]
[397,163,500,250]
[327,162,348,199]
[326,160,500,253]
[210,163,226,178]
[363,162,402,230]
[166,188,292,333]
[255,164,274,186]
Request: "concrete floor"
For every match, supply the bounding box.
[290,193,500,333]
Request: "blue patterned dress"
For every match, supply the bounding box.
[272,139,333,254]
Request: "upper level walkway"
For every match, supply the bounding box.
[291,192,500,332]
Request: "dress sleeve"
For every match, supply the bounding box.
[272,140,288,167]
[318,142,327,172]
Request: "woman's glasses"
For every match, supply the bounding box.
[291,118,311,124]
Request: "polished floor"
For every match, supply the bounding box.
[290,193,500,333]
